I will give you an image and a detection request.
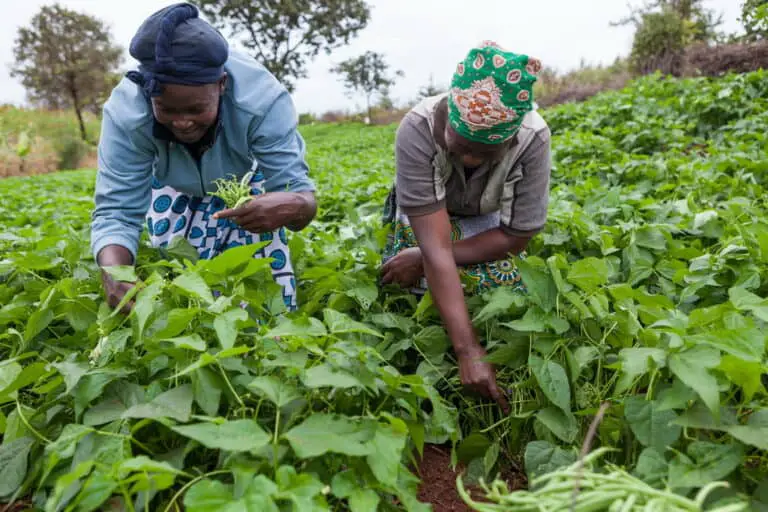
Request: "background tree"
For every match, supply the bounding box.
[614,0,724,76]
[417,73,447,100]
[198,0,370,92]
[741,0,768,40]
[614,0,723,41]
[331,51,403,123]
[10,3,123,141]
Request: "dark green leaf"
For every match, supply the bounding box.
[668,346,721,415]
[75,469,118,512]
[283,414,376,459]
[529,355,571,412]
[194,368,223,417]
[122,384,193,422]
[83,382,144,426]
[323,309,383,337]
[668,442,743,489]
[567,257,609,293]
[172,419,270,452]
[624,396,681,453]
[148,308,202,339]
[214,308,249,350]
[161,334,207,352]
[247,376,301,407]
[265,316,327,338]
[0,436,34,497]
[536,407,579,444]
[685,328,764,363]
[184,479,233,511]
[718,355,764,402]
[303,363,365,390]
[51,360,90,394]
[172,271,214,304]
[103,266,137,282]
[633,448,668,487]
[524,441,576,480]
[517,259,557,312]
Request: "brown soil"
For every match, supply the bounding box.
[415,444,527,512]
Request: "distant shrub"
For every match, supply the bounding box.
[54,136,90,170]
[630,9,689,76]
[299,113,317,125]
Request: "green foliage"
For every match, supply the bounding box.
[330,51,404,122]
[9,3,123,141]
[1,71,768,509]
[630,8,690,75]
[198,0,371,93]
[53,136,89,171]
[741,0,768,40]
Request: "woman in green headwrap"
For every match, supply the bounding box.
[381,42,552,412]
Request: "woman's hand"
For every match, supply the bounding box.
[97,244,136,314]
[381,247,424,288]
[214,191,317,233]
[101,272,136,314]
[456,344,509,414]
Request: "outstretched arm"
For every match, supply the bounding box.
[409,208,509,413]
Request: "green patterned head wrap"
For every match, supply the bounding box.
[448,41,541,145]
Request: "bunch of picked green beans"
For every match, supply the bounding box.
[209,171,254,209]
[457,448,749,512]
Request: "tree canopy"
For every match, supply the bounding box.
[331,51,403,122]
[198,0,371,92]
[10,3,123,141]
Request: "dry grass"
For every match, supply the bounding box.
[685,39,768,76]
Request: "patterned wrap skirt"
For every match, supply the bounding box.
[145,164,298,311]
[381,188,526,296]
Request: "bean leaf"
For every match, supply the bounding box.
[0,436,34,497]
[529,355,571,412]
[122,384,193,422]
[624,396,681,453]
[283,414,376,459]
[173,419,270,452]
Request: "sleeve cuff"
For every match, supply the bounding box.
[91,234,138,263]
[400,199,447,218]
[266,177,316,193]
[500,224,544,238]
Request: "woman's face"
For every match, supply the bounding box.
[151,76,226,144]
[444,123,509,169]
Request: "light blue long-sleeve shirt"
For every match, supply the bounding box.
[90,49,315,261]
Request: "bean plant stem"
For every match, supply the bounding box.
[162,470,231,512]
[218,362,245,408]
[273,409,281,475]
[15,399,52,444]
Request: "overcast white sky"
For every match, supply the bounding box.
[0,0,744,115]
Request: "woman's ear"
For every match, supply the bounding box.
[219,73,228,95]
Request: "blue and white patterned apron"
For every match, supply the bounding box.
[145,163,297,311]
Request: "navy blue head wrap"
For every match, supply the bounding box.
[126,2,229,97]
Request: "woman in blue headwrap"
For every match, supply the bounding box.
[91,2,317,312]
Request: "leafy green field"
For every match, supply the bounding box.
[1,70,767,511]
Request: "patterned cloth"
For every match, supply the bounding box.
[382,189,526,296]
[449,41,541,144]
[146,163,297,310]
